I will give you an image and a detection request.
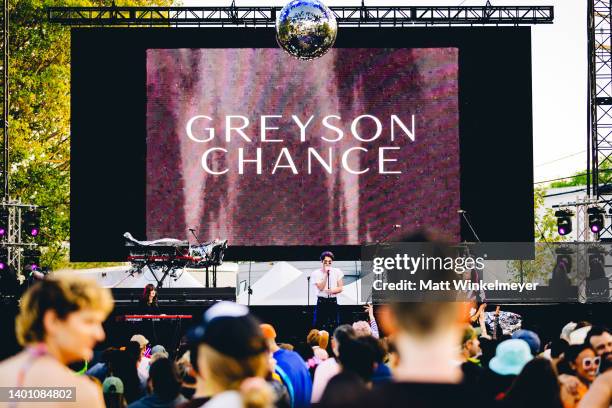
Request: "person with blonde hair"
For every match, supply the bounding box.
[352,305,381,339]
[318,330,330,360]
[307,329,329,361]
[351,321,372,338]
[187,302,273,408]
[0,275,114,408]
[307,329,320,346]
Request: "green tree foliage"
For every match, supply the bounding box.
[5,0,171,269]
[550,159,612,188]
[534,186,567,243]
[550,173,587,188]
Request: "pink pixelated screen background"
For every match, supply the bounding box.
[146,48,460,245]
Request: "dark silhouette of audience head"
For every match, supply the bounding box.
[149,357,182,401]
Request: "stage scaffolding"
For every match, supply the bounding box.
[0,0,40,280]
[589,0,612,240]
[46,4,553,27]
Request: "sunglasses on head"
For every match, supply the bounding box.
[582,356,601,369]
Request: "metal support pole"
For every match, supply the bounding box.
[587,0,593,197]
[2,0,8,200]
[590,0,612,239]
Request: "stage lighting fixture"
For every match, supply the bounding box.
[555,209,573,236]
[21,208,40,239]
[22,249,41,274]
[587,207,605,233]
[0,207,8,238]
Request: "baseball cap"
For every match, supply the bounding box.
[187,301,268,360]
[151,345,167,355]
[512,329,541,355]
[130,334,149,348]
[102,376,124,394]
[560,322,577,342]
[569,326,592,345]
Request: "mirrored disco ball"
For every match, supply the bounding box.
[276,0,338,60]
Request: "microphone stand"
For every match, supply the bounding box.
[458,210,481,242]
[247,261,252,306]
[458,209,488,304]
[306,275,310,306]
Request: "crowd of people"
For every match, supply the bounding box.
[0,274,611,408]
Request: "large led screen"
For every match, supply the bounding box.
[146,48,459,245]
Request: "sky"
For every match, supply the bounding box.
[180,0,587,185]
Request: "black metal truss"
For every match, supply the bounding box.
[589,0,612,239]
[47,5,553,27]
[2,0,7,199]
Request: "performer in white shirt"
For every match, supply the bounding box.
[311,251,344,331]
